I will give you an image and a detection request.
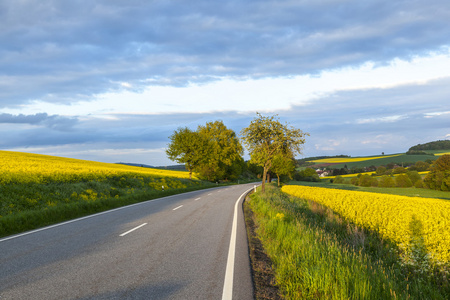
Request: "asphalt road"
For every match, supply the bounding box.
[0,184,257,299]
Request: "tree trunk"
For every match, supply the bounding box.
[277,174,280,187]
[261,166,268,193]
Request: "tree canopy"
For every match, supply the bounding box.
[166,121,244,182]
[166,127,211,179]
[240,113,308,192]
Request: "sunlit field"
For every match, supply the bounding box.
[0,150,194,184]
[282,185,450,267]
[247,185,449,299]
[0,151,210,237]
[309,154,401,164]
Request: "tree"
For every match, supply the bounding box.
[197,120,244,181]
[395,174,413,187]
[376,166,387,176]
[271,152,295,186]
[240,113,308,192]
[379,175,395,188]
[166,127,211,180]
[423,154,450,191]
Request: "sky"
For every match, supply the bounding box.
[1,0,450,166]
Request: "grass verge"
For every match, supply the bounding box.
[244,194,282,300]
[246,184,448,299]
[0,177,215,238]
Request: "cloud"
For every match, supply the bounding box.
[1,0,450,108]
[0,113,78,130]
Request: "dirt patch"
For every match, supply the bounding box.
[243,196,282,300]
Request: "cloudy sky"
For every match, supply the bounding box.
[1,0,450,166]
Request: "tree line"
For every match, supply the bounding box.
[166,113,308,193]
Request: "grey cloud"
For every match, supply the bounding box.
[1,0,450,107]
[0,113,78,130]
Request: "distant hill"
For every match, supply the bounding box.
[116,162,186,171]
[408,140,450,152]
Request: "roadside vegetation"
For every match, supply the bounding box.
[0,151,218,237]
[246,184,449,299]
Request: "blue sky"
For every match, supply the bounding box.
[1,0,450,165]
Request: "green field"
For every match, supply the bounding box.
[305,152,438,169]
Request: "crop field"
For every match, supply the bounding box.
[309,154,401,164]
[0,151,210,237]
[317,153,437,169]
[282,185,450,268]
[247,186,449,299]
[0,150,193,184]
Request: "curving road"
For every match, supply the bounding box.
[0,184,256,299]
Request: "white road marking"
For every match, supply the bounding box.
[208,193,212,196]
[119,223,147,237]
[195,198,201,201]
[173,205,183,211]
[222,187,254,300]
[0,189,208,243]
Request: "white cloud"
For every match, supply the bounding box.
[5,51,450,117]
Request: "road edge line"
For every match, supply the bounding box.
[222,187,254,300]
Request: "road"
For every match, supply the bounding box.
[0,184,256,299]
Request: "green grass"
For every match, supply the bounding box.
[289,180,450,201]
[0,176,216,238]
[247,185,449,299]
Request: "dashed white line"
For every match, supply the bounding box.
[119,223,147,237]
[173,205,183,211]
[208,193,212,196]
[195,198,201,201]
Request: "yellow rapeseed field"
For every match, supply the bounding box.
[0,150,194,184]
[311,154,401,164]
[282,185,450,267]
[309,154,401,163]
[436,151,450,156]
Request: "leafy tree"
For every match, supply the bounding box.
[271,152,295,186]
[166,127,211,180]
[406,171,421,185]
[197,120,244,181]
[333,175,345,184]
[393,167,407,174]
[423,154,450,191]
[414,161,430,172]
[359,174,373,187]
[395,174,413,187]
[240,113,308,192]
[379,175,395,188]
[376,166,387,176]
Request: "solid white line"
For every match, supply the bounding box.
[222,187,254,300]
[173,205,183,211]
[119,223,147,237]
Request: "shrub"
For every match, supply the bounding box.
[406,171,421,185]
[395,174,413,187]
[423,155,450,191]
[376,166,387,176]
[359,174,373,187]
[350,177,359,185]
[379,175,395,188]
[393,167,407,174]
[333,175,345,184]
[414,179,424,188]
